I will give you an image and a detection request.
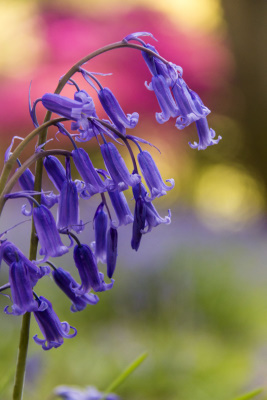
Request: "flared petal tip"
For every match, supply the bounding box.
[123,32,157,43]
[188,132,222,150]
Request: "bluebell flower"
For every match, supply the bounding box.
[73,244,113,295]
[57,179,81,232]
[101,142,140,191]
[42,90,95,123]
[92,203,108,263]
[57,158,82,233]
[108,190,134,226]
[54,385,120,400]
[189,117,222,150]
[131,195,146,251]
[131,183,171,250]
[4,260,46,316]
[141,42,181,87]
[33,296,77,350]
[44,156,66,192]
[18,167,57,215]
[137,150,175,200]
[172,77,210,129]
[52,267,99,312]
[0,240,50,286]
[107,226,118,278]
[98,87,139,135]
[42,90,102,142]
[146,75,179,124]
[33,205,68,261]
[72,148,107,197]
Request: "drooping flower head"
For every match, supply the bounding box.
[92,203,108,263]
[131,190,147,251]
[108,189,134,226]
[57,157,82,233]
[44,155,66,192]
[189,116,222,150]
[131,183,171,250]
[101,142,140,191]
[72,148,107,197]
[18,167,58,215]
[0,240,50,286]
[33,296,77,350]
[52,267,99,312]
[73,243,113,295]
[146,75,179,124]
[98,87,139,135]
[107,226,118,279]
[33,205,68,261]
[42,90,95,123]
[4,259,46,316]
[173,77,210,129]
[54,385,120,400]
[137,150,174,201]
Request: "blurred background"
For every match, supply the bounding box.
[0,0,267,399]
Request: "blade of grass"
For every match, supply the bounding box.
[103,352,148,396]
[233,387,263,400]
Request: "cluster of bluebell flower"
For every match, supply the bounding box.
[0,32,221,351]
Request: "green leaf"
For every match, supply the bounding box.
[233,388,264,400]
[103,352,148,396]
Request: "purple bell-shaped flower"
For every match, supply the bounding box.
[189,117,222,150]
[101,142,140,191]
[146,75,179,124]
[57,158,82,233]
[52,267,99,312]
[92,203,108,263]
[42,90,95,122]
[4,260,45,316]
[18,167,57,215]
[72,148,107,197]
[173,77,210,129]
[137,150,174,201]
[0,240,50,287]
[33,296,77,350]
[44,156,66,192]
[107,226,118,279]
[98,87,139,135]
[33,205,68,261]
[73,244,113,295]
[108,190,134,226]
